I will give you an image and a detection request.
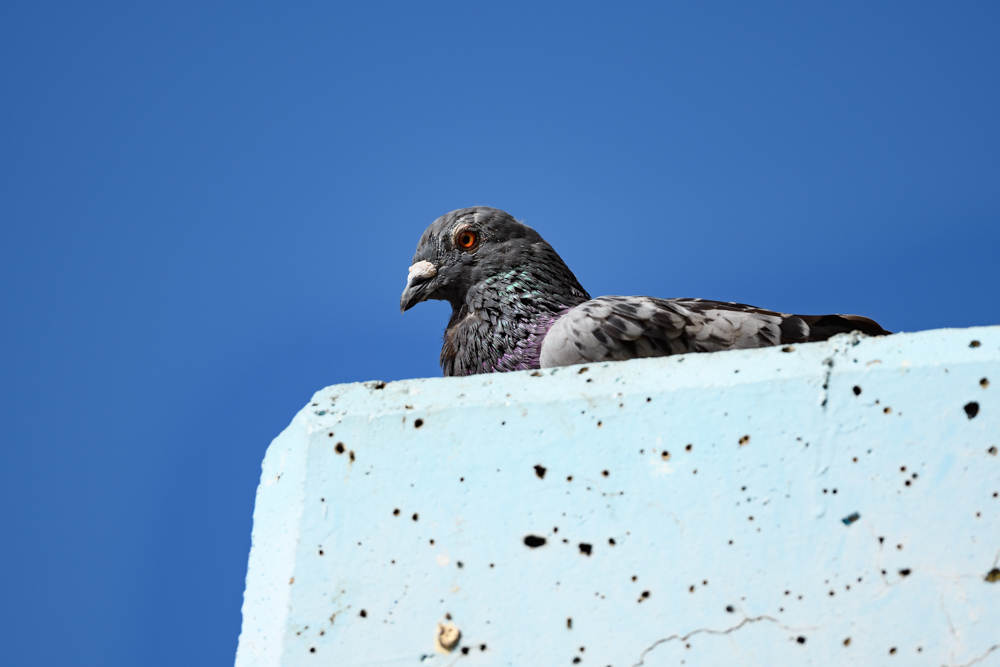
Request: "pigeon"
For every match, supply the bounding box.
[400,206,889,377]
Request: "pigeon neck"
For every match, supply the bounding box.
[466,266,589,318]
[439,264,590,376]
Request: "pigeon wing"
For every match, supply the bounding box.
[538,296,888,368]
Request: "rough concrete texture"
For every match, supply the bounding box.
[236,326,1000,667]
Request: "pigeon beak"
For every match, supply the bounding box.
[400,260,439,313]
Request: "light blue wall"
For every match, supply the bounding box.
[237,327,999,667]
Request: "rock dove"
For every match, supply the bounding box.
[400,206,889,376]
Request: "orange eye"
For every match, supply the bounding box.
[456,229,478,249]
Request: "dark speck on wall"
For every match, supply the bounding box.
[523,535,547,548]
[578,543,592,556]
[964,402,980,419]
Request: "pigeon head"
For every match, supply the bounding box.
[400,206,584,313]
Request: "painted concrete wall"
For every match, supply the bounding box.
[236,326,1000,667]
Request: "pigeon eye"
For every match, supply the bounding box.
[456,229,478,250]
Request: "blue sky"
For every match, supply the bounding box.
[2,3,998,665]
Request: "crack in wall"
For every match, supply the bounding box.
[948,644,1000,667]
[820,356,835,409]
[629,615,817,667]
[939,592,960,666]
[820,333,865,410]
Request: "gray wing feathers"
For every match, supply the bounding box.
[538,295,862,368]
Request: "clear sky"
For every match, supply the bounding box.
[2,3,999,665]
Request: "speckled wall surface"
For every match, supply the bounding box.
[236,327,999,667]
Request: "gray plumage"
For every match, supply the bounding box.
[401,207,889,376]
